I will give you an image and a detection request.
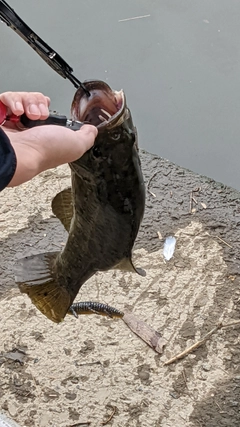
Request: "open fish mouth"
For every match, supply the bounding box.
[71,80,126,129]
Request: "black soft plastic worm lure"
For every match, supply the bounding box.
[68,301,124,319]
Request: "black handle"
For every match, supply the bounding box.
[20,113,84,131]
[20,113,67,128]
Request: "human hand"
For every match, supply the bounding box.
[4,123,97,187]
[0,91,50,128]
[0,91,98,187]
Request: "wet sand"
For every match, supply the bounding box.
[0,150,239,426]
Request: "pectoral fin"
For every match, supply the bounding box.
[114,257,146,277]
[14,252,71,323]
[51,187,73,232]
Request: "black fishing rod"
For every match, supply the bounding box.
[0,0,90,96]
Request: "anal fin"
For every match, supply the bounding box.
[51,187,73,232]
[14,252,71,323]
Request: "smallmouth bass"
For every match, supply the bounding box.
[15,80,145,323]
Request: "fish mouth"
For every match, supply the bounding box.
[71,80,126,129]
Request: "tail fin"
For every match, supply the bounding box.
[14,252,71,323]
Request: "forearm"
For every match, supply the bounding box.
[1,126,54,188]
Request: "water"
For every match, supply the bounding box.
[1,0,240,190]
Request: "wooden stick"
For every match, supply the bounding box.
[164,324,222,365]
[221,320,240,328]
[102,406,116,425]
[69,422,91,427]
[164,319,240,366]
[192,196,198,205]
[147,171,159,198]
[215,236,233,249]
[189,191,193,213]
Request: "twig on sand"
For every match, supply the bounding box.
[215,236,233,249]
[189,187,202,213]
[189,191,193,213]
[69,422,91,427]
[221,320,240,328]
[182,368,188,389]
[164,324,221,366]
[147,171,159,197]
[192,196,198,205]
[77,361,101,367]
[164,320,240,366]
[102,406,117,425]
[193,186,201,193]
[215,400,222,412]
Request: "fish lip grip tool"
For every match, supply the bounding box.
[0,0,90,96]
[0,101,84,130]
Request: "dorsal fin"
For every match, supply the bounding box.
[51,187,73,232]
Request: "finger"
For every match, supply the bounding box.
[0,92,50,119]
[0,92,24,116]
[22,92,49,120]
[36,95,50,118]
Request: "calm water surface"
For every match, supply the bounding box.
[1,0,240,190]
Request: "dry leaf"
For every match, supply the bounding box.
[122,313,167,354]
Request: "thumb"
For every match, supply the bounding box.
[75,124,98,153]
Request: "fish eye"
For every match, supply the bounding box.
[92,146,101,158]
[111,131,121,141]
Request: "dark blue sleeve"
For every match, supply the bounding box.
[0,128,17,191]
